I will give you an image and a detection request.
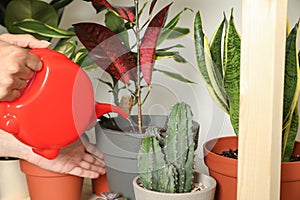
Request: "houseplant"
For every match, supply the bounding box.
[133,102,216,200]
[0,1,88,200]
[71,1,196,199]
[2,0,196,199]
[194,9,300,200]
[0,156,29,199]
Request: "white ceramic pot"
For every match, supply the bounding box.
[0,158,29,200]
[133,172,216,200]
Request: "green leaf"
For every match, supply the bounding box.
[210,15,226,80]
[281,21,300,162]
[194,11,229,114]
[223,9,241,135]
[158,44,185,51]
[157,7,192,45]
[50,0,73,10]
[155,50,179,60]
[50,0,73,23]
[53,40,77,59]
[14,18,75,38]
[5,0,58,36]
[282,104,299,162]
[0,0,11,26]
[173,54,187,63]
[282,21,299,128]
[97,78,114,89]
[105,10,130,49]
[155,69,195,83]
[164,27,190,40]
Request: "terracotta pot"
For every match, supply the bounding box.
[20,159,83,200]
[92,174,110,196]
[203,136,300,200]
[133,172,216,200]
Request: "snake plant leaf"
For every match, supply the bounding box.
[281,21,300,162]
[223,10,241,135]
[157,7,192,46]
[154,69,194,83]
[210,15,226,80]
[89,0,135,22]
[282,105,299,162]
[14,18,75,38]
[140,3,172,85]
[194,11,229,114]
[73,22,137,83]
[5,0,58,37]
[282,21,300,129]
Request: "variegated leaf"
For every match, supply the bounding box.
[194,11,229,113]
[223,10,241,135]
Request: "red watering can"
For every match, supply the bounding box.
[0,48,128,159]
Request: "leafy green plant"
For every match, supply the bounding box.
[138,102,195,193]
[2,0,193,133]
[1,0,93,68]
[2,0,75,40]
[73,0,193,132]
[194,9,300,162]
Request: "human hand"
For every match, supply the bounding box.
[0,33,51,101]
[26,138,106,179]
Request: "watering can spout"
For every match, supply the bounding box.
[95,102,129,119]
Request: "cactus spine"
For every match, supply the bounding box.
[138,102,195,193]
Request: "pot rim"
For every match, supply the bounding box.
[133,173,216,196]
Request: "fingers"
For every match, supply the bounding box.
[83,140,105,160]
[68,153,106,179]
[25,52,43,71]
[0,40,42,101]
[68,166,105,179]
[0,33,51,49]
[0,89,21,101]
[82,152,105,168]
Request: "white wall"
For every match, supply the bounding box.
[58,0,299,172]
[0,0,298,172]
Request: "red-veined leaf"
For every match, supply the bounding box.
[73,22,136,83]
[149,0,157,15]
[140,3,172,85]
[90,0,135,22]
[114,6,135,22]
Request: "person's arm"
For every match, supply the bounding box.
[0,33,106,178]
[0,129,106,178]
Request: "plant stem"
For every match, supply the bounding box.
[134,0,143,133]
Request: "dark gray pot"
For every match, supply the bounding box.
[95,115,199,200]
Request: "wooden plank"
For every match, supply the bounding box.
[238,0,288,199]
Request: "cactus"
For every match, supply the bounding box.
[138,102,195,193]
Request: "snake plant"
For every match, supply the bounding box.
[194,9,300,162]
